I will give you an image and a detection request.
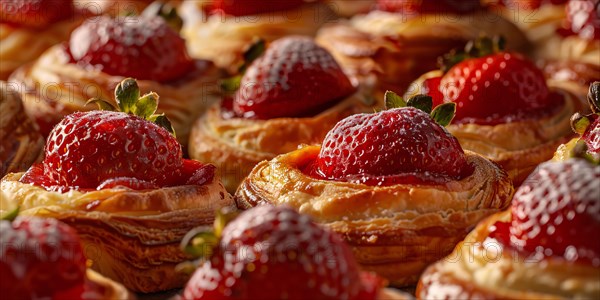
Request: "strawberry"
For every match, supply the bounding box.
[210,0,305,16]
[68,15,193,82]
[377,0,481,14]
[0,0,74,29]
[504,159,600,265]
[559,0,600,40]
[582,116,600,153]
[20,78,215,191]
[311,93,472,186]
[438,51,564,124]
[233,36,356,119]
[570,82,600,157]
[181,205,383,300]
[0,216,87,299]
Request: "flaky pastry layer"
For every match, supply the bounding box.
[9,45,223,146]
[235,146,514,286]
[0,16,84,80]
[316,10,529,97]
[188,92,374,192]
[181,1,336,72]
[86,269,133,300]
[407,71,579,185]
[417,210,600,299]
[0,81,43,177]
[1,172,235,293]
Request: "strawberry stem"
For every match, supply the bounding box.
[407,95,433,114]
[85,98,117,111]
[115,78,140,114]
[383,91,455,126]
[0,206,19,222]
[142,1,183,32]
[431,103,456,127]
[571,113,591,135]
[180,207,239,259]
[439,36,506,73]
[571,140,600,165]
[384,90,406,109]
[588,81,600,114]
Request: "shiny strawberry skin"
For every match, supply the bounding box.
[509,159,600,264]
[0,217,87,299]
[314,107,473,185]
[560,0,600,40]
[68,16,193,82]
[377,0,481,14]
[183,206,380,300]
[233,36,356,119]
[0,0,74,29]
[34,111,183,190]
[440,52,562,124]
[583,116,600,153]
[211,0,305,16]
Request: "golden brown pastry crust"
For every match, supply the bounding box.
[407,71,580,185]
[328,0,374,18]
[181,0,337,72]
[235,146,514,286]
[9,45,224,146]
[416,210,600,299]
[1,172,235,293]
[0,13,85,80]
[315,10,530,100]
[0,81,43,177]
[188,92,374,192]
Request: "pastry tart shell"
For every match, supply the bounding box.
[188,92,375,192]
[86,269,133,300]
[9,45,224,146]
[416,210,600,299]
[235,146,514,286]
[1,172,235,293]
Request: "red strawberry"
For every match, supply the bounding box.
[439,52,563,124]
[0,0,74,29]
[582,116,600,153]
[233,36,356,119]
[505,159,600,264]
[182,205,383,300]
[0,217,87,299]
[559,0,600,40]
[210,0,305,16]
[68,16,193,82]
[377,0,481,14]
[20,78,214,191]
[313,105,473,186]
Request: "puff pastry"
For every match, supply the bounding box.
[315,9,529,100]
[0,81,43,177]
[417,210,600,299]
[1,172,235,293]
[188,92,373,192]
[0,10,85,80]
[407,71,580,184]
[10,45,223,146]
[85,269,133,300]
[180,0,337,72]
[235,145,514,286]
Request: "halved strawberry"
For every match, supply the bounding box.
[0,216,87,299]
[68,16,193,82]
[0,0,74,29]
[181,205,383,300]
[210,0,305,16]
[501,159,600,265]
[233,36,356,119]
[377,0,481,14]
[311,93,472,186]
[559,0,600,40]
[20,78,214,191]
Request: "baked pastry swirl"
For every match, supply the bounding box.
[188,36,372,192]
[180,0,336,72]
[316,1,529,99]
[417,158,600,299]
[0,0,87,80]
[1,79,235,293]
[0,81,43,177]
[407,41,581,184]
[236,96,514,286]
[10,15,223,146]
